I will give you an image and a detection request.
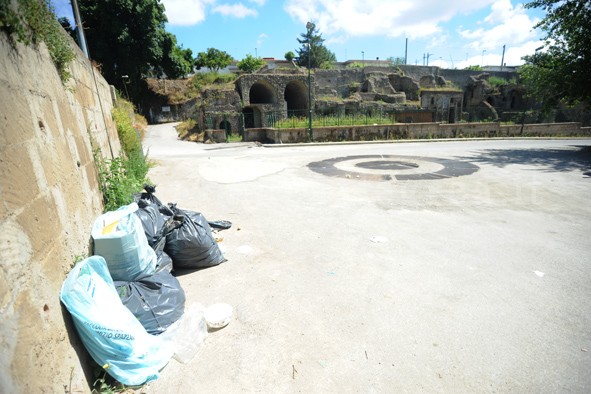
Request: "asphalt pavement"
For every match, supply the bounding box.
[143,123,591,393]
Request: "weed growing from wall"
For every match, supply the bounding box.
[0,0,75,82]
[94,99,150,212]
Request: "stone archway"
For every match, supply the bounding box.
[284,80,308,116]
[219,120,231,132]
[242,106,263,128]
[249,80,276,104]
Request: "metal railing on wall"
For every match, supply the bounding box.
[267,109,423,129]
[204,113,244,141]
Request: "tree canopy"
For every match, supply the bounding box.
[78,0,193,99]
[237,54,265,73]
[194,48,233,73]
[295,22,336,69]
[157,32,193,79]
[284,51,295,62]
[520,0,591,110]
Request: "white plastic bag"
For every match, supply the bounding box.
[60,256,174,386]
[91,203,157,281]
[160,303,208,364]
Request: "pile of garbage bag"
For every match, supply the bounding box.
[60,186,232,386]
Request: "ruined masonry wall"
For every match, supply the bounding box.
[0,32,121,393]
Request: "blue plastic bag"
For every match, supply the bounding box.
[60,256,174,386]
[92,203,157,281]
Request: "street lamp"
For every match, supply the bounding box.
[361,50,364,66]
[121,75,130,99]
[306,21,314,142]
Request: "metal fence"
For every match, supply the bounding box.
[267,109,434,129]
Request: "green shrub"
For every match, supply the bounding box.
[347,62,364,69]
[94,99,150,212]
[192,72,236,90]
[488,76,508,86]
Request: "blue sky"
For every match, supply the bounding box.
[52,0,547,69]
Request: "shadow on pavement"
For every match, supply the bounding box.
[461,145,591,174]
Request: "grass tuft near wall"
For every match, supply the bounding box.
[95,98,150,212]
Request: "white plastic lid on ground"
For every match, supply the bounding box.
[204,303,233,329]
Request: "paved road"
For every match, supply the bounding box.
[144,124,591,393]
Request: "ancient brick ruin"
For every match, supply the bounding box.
[143,60,543,135]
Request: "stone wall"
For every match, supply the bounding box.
[398,65,519,90]
[314,69,364,98]
[0,30,120,393]
[243,122,588,144]
[148,98,198,124]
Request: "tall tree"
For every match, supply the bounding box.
[520,0,591,110]
[295,22,336,69]
[78,0,191,100]
[158,32,193,78]
[194,48,233,73]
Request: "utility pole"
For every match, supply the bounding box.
[306,22,313,142]
[500,45,505,71]
[404,38,408,65]
[71,0,89,58]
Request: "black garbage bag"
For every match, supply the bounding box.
[114,270,185,335]
[207,220,232,230]
[134,199,168,247]
[133,184,174,217]
[155,250,173,273]
[165,204,226,269]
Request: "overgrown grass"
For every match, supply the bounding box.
[488,76,518,86]
[347,62,365,69]
[95,99,150,212]
[227,133,242,142]
[1,0,75,82]
[274,114,397,129]
[192,72,236,90]
[176,118,197,138]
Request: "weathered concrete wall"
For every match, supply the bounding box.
[243,122,589,143]
[0,30,120,393]
[149,98,198,124]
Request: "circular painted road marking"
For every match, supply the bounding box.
[307,155,479,181]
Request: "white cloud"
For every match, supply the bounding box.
[427,34,449,51]
[162,0,215,26]
[503,40,542,65]
[249,0,266,5]
[257,33,269,47]
[459,0,539,50]
[213,3,258,18]
[284,0,496,39]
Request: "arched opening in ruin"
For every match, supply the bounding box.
[219,120,231,132]
[242,107,262,128]
[486,97,496,107]
[249,80,276,104]
[284,80,308,116]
